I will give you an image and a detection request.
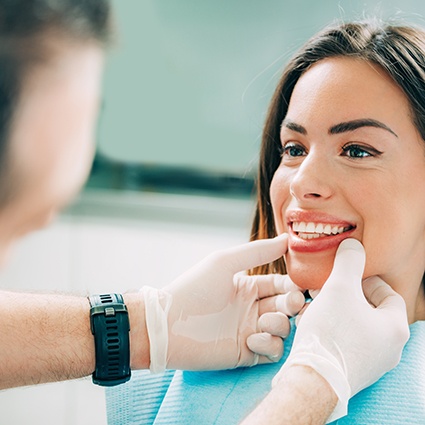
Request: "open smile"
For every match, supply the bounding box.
[292,221,354,240]
[286,211,357,252]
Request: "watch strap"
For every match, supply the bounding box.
[89,293,131,386]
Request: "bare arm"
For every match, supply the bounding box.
[0,290,148,389]
[0,237,295,388]
[241,365,337,425]
[0,236,298,389]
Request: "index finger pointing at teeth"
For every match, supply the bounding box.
[236,274,301,298]
[221,234,288,273]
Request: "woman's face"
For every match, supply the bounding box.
[270,57,425,312]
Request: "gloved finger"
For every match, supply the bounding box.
[258,312,291,338]
[363,276,407,311]
[247,333,283,363]
[363,276,410,347]
[294,302,310,327]
[309,289,320,299]
[220,233,288,274]
[258,291,305,316]
[324,238,365,296]
[235,273,301,298]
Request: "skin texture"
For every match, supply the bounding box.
[270,57,425,323]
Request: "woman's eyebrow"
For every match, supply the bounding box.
[329,119,398,138]
[281,119,307,135]
[281,118,398,138]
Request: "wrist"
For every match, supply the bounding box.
[279,365,338,420]
[277,337,351,419]
[123,292,150,370]
[283,364,338,398]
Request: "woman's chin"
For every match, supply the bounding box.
[285,254,334,290]
[290,274,327,290]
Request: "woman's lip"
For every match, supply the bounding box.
[285,210,357,253]
[288,225,356,253]
[286,210,356,227]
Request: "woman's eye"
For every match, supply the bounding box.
[341,144,381,159]
[280,143,306,158]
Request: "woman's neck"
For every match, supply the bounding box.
[384,271,425,324]
[414,285,425,322]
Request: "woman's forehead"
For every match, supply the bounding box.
[284,57,412,132]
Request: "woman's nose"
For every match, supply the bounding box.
[289,152,334,201]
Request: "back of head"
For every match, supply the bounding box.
[251,18,425,274]
[0,0,112,204]
[0,0,111,40]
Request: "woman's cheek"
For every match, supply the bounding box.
[270,173,291,232]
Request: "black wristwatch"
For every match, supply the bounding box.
[88,293,131,386]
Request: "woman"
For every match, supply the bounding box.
[246,18,425,423]
[250,19,425,325]
[110,19,421,424]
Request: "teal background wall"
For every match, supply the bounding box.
[95,0,425,187]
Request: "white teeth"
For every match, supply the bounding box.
[305,222,315,232]
[292,221,351,238]
[299,233,322,240]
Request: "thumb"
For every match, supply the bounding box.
[222,234,288,273]
[362,276,410,346]
[324,238,365,295]
[363,276,407,311]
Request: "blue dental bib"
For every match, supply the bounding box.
[106,321,425,424]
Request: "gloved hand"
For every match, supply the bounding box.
[142,234,305,372]
[273,238,410,423]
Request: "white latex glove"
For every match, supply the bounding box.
[273,238,410,423]
[142,234,305,372]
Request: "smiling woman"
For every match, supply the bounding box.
[105,18,424,425]
[250,20,425,324]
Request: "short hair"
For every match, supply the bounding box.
[250,19,425,275]
[0,0,112,204]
